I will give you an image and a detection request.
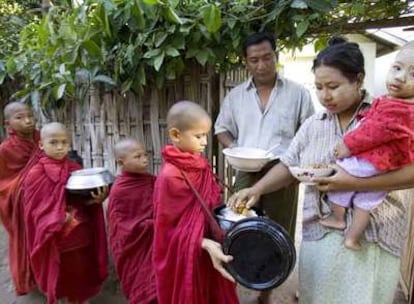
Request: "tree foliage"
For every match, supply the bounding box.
[1,0,413,107]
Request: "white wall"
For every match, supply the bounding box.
[374,51,398,96]
[279,35,379,112]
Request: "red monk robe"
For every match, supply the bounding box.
[23,154,108,304]
[153,145,238,304]
[108,171,157,304]
[0,128,40,294]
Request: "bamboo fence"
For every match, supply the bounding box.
[1,65,248,192]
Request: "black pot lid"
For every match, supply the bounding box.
[223,217,296,291]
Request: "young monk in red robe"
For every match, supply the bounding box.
[153,101,239,304]
[23,122,108,304]
[0,102,39,295]
[107,138,157,304]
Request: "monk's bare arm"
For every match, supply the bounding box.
[315,163,414,192]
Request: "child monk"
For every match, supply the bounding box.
[153,100,239,304]
[0,101,39,294]
[23,122,108,304]
[107,138,157,304]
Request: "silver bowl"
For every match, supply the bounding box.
[214,205,264,231]
[66,167,115,196]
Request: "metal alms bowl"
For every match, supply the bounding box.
[214,205,264,231]
[66,167,115,195]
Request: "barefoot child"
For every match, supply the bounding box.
[320,42,414,250]
[23,122,108,304]
[107,138,157,304]
[0,102,39,294]
[153,101,239,304]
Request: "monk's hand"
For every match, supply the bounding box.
[64,211,74,223]
[313,164,355,192]
[88,185,109,205]
[227,187,259,210]
[202,238,235,283]
[333,140,351,159]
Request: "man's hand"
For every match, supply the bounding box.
[202,238,235,282]
[227,187,260,209]
[87,185,109,205]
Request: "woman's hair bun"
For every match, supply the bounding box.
[328,36,348,46]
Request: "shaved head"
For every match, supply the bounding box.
[114,138,143,159]
[167,100,211,131]
[4,102,31,119]
[40,122,68,140]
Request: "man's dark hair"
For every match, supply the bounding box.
[242,32,276,57]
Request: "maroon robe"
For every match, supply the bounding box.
[153,145,238,304]
[0,129,40,294]
[23,154,108,304]
[108,171,157,303]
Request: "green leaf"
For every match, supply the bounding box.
[82,40,101,57]
[93,75,116,86]
[202,4,222,33]
[143,48,161,59]
[172,35,185,50]
[291,0,308,9]
[153,52,165,71]
[296,19,309,37]
[143,0,160,4]
[195,49,209,66]
[59,64,66,75]
[164,7,183,24]
[0,66,6,84]
[166,63,176,80]
[31,90,40,106]
[131,3,145,29]
[54,84,66,99]
[227,19,236,30]
[314,37,328,52]
[307,0,336,12]
[166,47,180,57]
[352,3,365,14]
[6,58,16,74]
[121,79,133,94]
[168,0,179,8]
[137,65,146,86]
[155,32,168,48]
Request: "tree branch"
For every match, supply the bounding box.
[311,16,414,33]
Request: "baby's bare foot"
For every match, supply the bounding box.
[344,238,362,251]
[320,216,346,230]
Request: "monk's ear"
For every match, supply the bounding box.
[4,119,9,128]
[38,141,44,150]
[116,157,124,166]
[168,127,181,143]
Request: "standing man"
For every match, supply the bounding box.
[215,32,314,303]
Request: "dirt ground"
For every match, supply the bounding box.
[0,185,409,303]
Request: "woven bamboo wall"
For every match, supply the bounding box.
[40,63,221,175]
[0,65,247,181]
[217,68,250,196]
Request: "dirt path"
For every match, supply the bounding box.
[0,185,408,303]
